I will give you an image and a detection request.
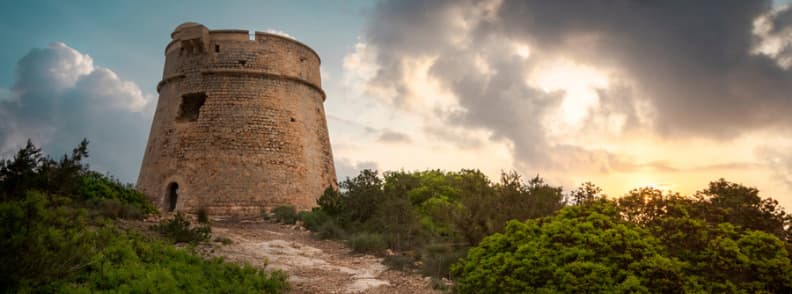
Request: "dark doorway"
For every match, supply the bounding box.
[166,182,179,212]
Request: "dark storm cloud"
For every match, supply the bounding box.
[497,0,792,137]
[360,0,792,169]
[0,43,152,183]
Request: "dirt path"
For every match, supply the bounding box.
[200,220,438,294]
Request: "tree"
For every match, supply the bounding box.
[0,138,89,200]
[569,181,605,205]
[0,140,45,200]
[696,179,792,243]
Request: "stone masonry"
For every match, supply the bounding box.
[136,22,337,216]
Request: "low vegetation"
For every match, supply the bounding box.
[5,138,791,292]
[271,205,299,224]
[299,168,792,292]
[0,140,288,293]
[299,169,567,278]
[453,200,792,293]
[152,212,212,244]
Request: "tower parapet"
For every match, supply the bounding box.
[137,22,337,216]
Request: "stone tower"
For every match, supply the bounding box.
[136,22,336,216]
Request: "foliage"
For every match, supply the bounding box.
[271,205,298,225]
[80,172,155,216]
[298,208,331,231]
[452,201,792,293]
[90,197,146,219]
[151,212,211,244]
[314,219,346,240]
[0,140,287,293]
[697,179,792,243]
[569,181,605,205]
[305,169,566,278]
[420,243,467,279]
[0,191,287,293]
[0,191,100,290]
[348,232,387,254]
[0,139,89,200]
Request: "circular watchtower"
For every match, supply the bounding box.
[137,22,336,216]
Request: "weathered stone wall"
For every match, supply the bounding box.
[137,22,336,216]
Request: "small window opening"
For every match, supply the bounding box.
[177,92,207,122]
[166,182,179,212]
[238,60,247,65]
[215,44,220,53]
[290,117,296,122]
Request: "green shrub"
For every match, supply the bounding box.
[348,232,387,254]
[0,191,288,293]
[421,243,467,279]
[451,203,792,293]
[152,212,211,243]
[0,191,100,289]
[299,209,330,230]
[272,205,298,224]
[79,172,155,214]
[315,220,346,240]
[65,230,288,293]
[89,197,145,219]
[197,207,210,224]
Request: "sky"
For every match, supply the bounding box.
[1,0,792,209]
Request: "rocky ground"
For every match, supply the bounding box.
[196,219,439,294]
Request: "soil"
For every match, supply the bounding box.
[195,219,439,294]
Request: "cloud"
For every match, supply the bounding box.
[265,29,295,40]
[756,145,792,189]
[0,42,153,182]
[378,130,411,143]
[351,0,792,172]
[334,158,379,181]
[753,4,792,69]
[496,0,792,137]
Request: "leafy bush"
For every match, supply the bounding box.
[299,209,330,230]
[90,197,145,219]
[0,140,288,293]
[348,232,387,254]
[452,202,792,293]
[0,191,288,293]
[64,231,288,293]
[421,243,467,279]
[79,172,155,214]
[272,205,298,224]
[197,207,210,224]
[306,169,565,278]
[152,212,211,243]
[315,219,346,240]
[0,191,100,290]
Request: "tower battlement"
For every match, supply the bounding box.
[137,22,337,216]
